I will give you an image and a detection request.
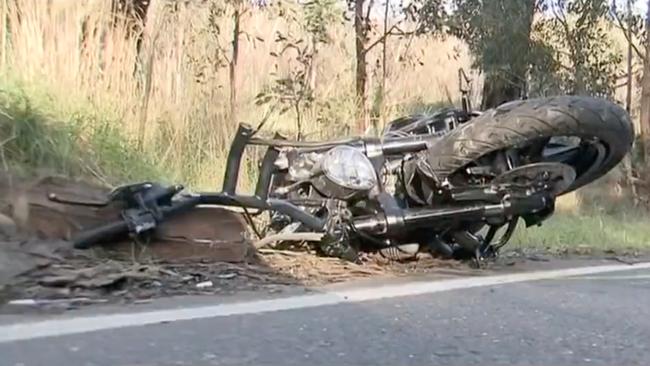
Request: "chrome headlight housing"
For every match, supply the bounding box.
[320,146,377,192]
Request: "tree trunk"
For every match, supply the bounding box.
[480,75,522,110]
[308,35,318,92]
[639,0,650,160]
[229,1,242,125]
[379,0,390,127]
[625,0,633,113]
[0,0,7,70]
[623,0,639,205]
[354,0,368,133]
[480,0,536,109]
[112,0,151,77]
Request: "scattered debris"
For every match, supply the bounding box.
[7,299,38,306]
[7,297,108,307]
[196,280,214,288]
[604,256,640,265]
[0,213,16,237]
[525,255,551,262]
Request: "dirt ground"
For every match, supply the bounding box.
[0,237,472,310]
[0,172,645,313]
[3,241,643,314]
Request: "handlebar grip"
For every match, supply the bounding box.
[72,220,129,249]
[71,195,202,249]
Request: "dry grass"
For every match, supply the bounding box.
[0,1,644,220]
[0,0,647,254]
[0,0,477,189]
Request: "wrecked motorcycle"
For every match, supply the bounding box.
[50,93,634,264]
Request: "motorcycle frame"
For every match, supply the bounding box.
[194,123,429,232]
[191,123,549,241]
[62,67,587,251]
[61,113,552,250]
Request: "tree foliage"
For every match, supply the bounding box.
[447,0,537,78]
[537,0,623,97]
[412,0,624,105]
[255,0,338,138]
[303,0,339,44]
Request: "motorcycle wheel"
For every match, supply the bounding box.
[423,96,634,195]
[416,96,633,261]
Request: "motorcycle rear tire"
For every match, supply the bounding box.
[424,96,634,194]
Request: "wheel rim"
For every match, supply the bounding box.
[428,135,607,259]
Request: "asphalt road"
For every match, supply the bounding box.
[2,262,650,366]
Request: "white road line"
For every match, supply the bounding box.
[2,262,650,343]
[563,274,650,280]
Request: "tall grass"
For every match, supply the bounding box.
[0,0,476,189]
[0,1,647,251]
[0,79,162,183]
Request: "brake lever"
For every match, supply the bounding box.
[47,193,113,207]
[47,182,156,207]
[48,183,184,210]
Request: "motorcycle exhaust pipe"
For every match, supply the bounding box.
[354,194,549,236]
[402,203,506,228]
[352,204,495,235]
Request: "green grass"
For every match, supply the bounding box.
[0,77,274,192]
[0,82,163,185]
[511,211,650,254]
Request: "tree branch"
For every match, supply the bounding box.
[216,43,232,64]
[363,24,412,53]
[610,8,645,61]
[551,2,577,61]
[365,0,376,23]
[574,3,592,31]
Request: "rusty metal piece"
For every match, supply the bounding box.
[146,206,250,263]
[0,174,250,263]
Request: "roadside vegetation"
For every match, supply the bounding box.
[1,0,650,252]
[513,211,650,253]
[0,80,161,184]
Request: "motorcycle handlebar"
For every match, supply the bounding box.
[71,195,202,249]
[72,220,129,249]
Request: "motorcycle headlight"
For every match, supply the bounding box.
[321,146,377,191]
